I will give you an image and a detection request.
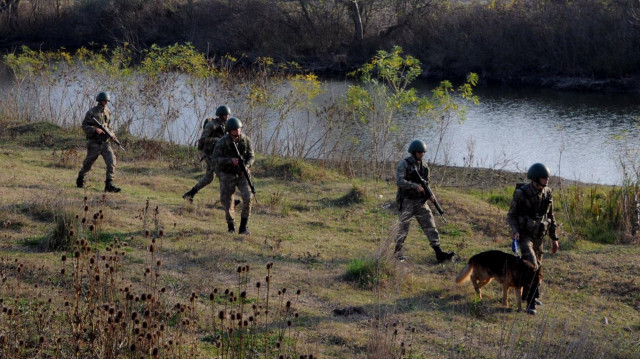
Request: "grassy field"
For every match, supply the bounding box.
[0,121,639,358]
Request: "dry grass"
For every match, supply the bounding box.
[0,124,639,358]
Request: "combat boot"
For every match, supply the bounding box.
[238,217,251,235]
[76,174,84,188]
[104,180,121,193]
[526,303,537,315]
[393,243,407,262]
[182,188,198,203]
[227,221,236,234]
[432,245,455,262]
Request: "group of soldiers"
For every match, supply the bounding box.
[76,92,255,234]
[77,92,558,315]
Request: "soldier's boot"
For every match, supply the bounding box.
[238,217,251,235]
[227,221,236,234]
[104,180,121,193]
[524,282,539,315]
[432,245,455,263]
[76,174,84,188]
[182,188,198,203]
[393,243,407,262]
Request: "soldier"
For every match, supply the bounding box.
[394,140,455,263]
[212,117,254,234]
[76,92,121,193]
[507,162,559,315]
[183,105,231,202]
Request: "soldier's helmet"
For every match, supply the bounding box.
[225,117,243,133]
[527,163,551,182]
[96,92,110,102]
[215,105,231,116]
[408,140,427,154]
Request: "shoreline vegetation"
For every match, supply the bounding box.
[0,115,639,357]
[2,0,640,93]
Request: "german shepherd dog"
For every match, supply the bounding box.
[455,250,541,311]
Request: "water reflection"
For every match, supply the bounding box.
[423,84,640,185]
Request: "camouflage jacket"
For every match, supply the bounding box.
[395,155,431,202]
[81,105,111,141]
[212,134,254,174]
[197,118,226,155]
[507,182,558,239]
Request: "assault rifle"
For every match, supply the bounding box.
[91,117,126,151]
[231,141,257,203]
[411,168,447,223]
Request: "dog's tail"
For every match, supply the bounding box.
[455,263,473,284]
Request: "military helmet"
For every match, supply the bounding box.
[527,163,551,182]
[408,140,427,153]
[215,105,231,116]
[225,117,243,132]
[96,92,110,102]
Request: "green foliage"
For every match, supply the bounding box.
[556,184,634,244]
[344,46,478,178]
[141,43,212,77]
[344,258,383,288]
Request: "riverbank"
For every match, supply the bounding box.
[3,0,640,95]
[0,119,638,357]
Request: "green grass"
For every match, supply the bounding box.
[0,121,639,358]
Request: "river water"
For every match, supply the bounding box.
[1,63,638,185]
[435,85,640,185]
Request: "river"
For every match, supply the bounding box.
[436,84,640,185]
[1,63,638,185]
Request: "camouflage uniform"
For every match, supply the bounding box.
[192,118,226,192]
[507,182,558,269]
[212,133,254,228]
[78,105,116,182]
[394,156,441,253]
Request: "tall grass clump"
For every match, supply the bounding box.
[557,184,637,244]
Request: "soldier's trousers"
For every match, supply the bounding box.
[519,235,544,269]
[218,171,252,223]
[78,140,116,181]
[394,198,440,253]
[192,156,216,192]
